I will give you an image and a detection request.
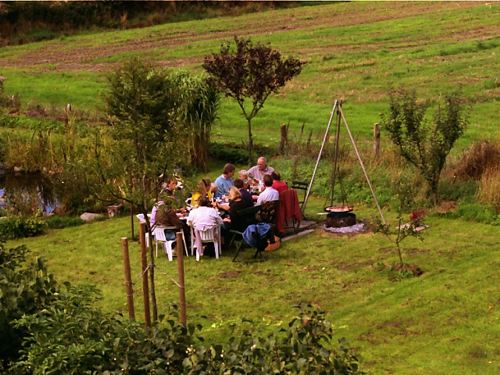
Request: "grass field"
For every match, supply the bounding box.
[8,203,500,374]
[2,3,500,374]
[0,2,498,150]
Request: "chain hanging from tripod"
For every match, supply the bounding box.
[324,106,350,210]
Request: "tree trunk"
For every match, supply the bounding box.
[247,118,253,165]
[191,134,208,172]
[431,181,439,206]
[396,216,404,265]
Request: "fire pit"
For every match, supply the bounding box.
[322,205,366,234]
[324,205,356,228]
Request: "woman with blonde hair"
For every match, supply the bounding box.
[218,186,254,233]
[191,178,214,207]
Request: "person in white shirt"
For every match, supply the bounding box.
[187,197,224,256]
[247,156,274,182]
[187,197,223,230]
[256,175,279,206]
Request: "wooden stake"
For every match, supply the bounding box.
[373,123,381,160]
[148,230,158,322]
[139,223,151,328]
[279,123,288,155]
[121,237,135,320]
[176,232,187,327]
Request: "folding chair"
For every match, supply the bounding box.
[230,203,278,262]
[290,180,308,211]
[227,204,260,262]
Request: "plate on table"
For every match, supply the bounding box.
[324,205,353,213]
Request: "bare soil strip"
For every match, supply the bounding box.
[0,2,486,73]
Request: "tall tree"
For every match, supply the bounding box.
[381,89,468,205]
[101,58,189,324]
[102,58,184,215]
[171,71,220,171]
[203,37,303,163]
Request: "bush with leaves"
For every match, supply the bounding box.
[191,304,363,374]
[0,240,58,369]
[381,89,468,205]
[5,238,362,374]
[14,297,363,374]
[376,171,425,276]
[13,286,200,374]
[0,215,46,239]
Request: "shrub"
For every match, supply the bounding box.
[0,216,46,239]
[209,141,273,164]
[477,165,500,206]
[454,140,500,180]
[3,238,363,374]
[381,89,468,205]
[45,215,85,229]
[0,240,58,367]
[14,298,363,374]
[455,203,499,225]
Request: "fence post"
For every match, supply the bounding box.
[176,232,187,327]
[279,123,288,155]
[373,123,381,160]
[139,223,151,328]
[121,237,135,320]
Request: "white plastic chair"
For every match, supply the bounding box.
[190,225,222,261]
[153,226,188,261]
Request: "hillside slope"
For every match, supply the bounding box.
[0,2,498,145]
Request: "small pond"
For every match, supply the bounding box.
[0,170,57,215]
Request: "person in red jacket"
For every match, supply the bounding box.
[271,171,288,194]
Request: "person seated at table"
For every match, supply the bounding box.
[191,178,214,207]
[234,178,253,207]
[239,169,254,190]
[151,178,177,227]
[215,163,235,198]
[161,177,178,197]
[221,187,255,231]
[187,197,223,231]
[187,197,224,256]
[151,201,183,229]
[256,174,279,206]
[247,156,275,182]
[271,171,288,194]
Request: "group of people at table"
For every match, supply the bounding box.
[150,156,292,257]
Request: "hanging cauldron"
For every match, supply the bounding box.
[324,205,356,228]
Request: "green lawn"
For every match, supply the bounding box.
[0,2,498,149]
[3,2,500,373]
[8,203,500,374]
